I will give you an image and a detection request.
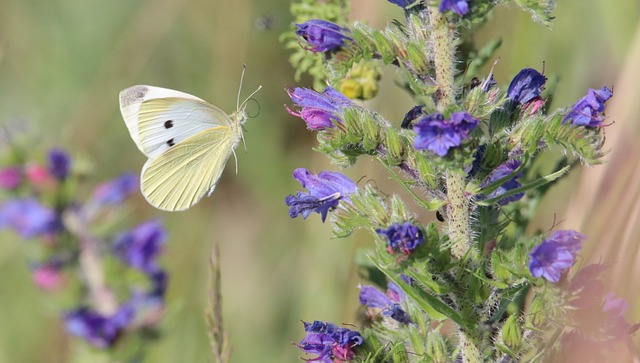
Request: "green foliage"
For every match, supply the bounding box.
[283,0,618,359]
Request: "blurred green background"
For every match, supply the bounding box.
[0,0,639,362]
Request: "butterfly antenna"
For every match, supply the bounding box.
[239,85,263,111]
[237,64,247,111]
[236,64,263,111]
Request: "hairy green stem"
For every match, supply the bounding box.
[446,171,471,259]
[428,7,482,362]
[428,8,456,111]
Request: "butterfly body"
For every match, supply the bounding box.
[119,85,248,211]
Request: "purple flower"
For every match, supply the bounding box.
[64,305,135,348]
[507,68,546,105]
[377,222,424,255]
[0,167,22,189]
[563,87,613,127]
[386,274,412,302]
[295,20,352,53]
[359,285,412,324]
[439,0,469,15]
[148,270,168,301]
[413,112,479,156]
[285,168,357,222]
[91,173,138,206]
[286,86,352,130]
[529,230,585,283]
[298,321,363,363]
[113,220,166,274]
[480,160,524,205]
[480,75,497,92]
[0,198,58,238]
[387,0,424,9]
[400,105,425,129]
[47,148,71,181]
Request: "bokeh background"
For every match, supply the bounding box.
[0,0,639,362]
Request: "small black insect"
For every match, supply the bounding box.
[436,210,445,222]
[164,120,174,129]
[167,138,175,147]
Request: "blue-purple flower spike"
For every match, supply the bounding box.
[439,0,469,16]
[481,160,524,205]
[287,86,353,130]
[359,285,412,324]
[298,321,363,362]
[91,173,138,206]
[64,305,135,348]
[377,222,424,255]
[295,19,352,53]
[0,198,58,239]
[563,87,613,126]
[113,219,166,274]
[413,112,479,156]
[47,148,71,181]
[507,68,547,105]
[529,230,585,283]
[286,168,357,222]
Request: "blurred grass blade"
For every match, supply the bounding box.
[206,244,231,363]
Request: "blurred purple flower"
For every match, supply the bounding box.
[377,222,424,255]
[47,148,71,181]
[91,173,138,206]
[286,86,352,130]
[298,321,363,362]
[64,305,135,348]
[148,270,168,301]
[480,160,524,205]
[387,0,424,9]
[0,198,58,239]
[32,260,65,291]
[529,230,585,283]
[439,0,469,15]
[295,20,351,52]
[563,87,613,127]
[359,285,412,324]
[413,112,478,156]
[0,167,22,190]
[286,168,357,222]
[507,68,546,105]
[113,220,166,274]
[387,274,413,303]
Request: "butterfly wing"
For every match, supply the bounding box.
[140,125,240,211]
[119,85,231,159]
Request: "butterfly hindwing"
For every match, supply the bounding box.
[140,125,240,211]
[119,85,231,159]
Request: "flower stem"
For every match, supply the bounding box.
[446,170,471,260]
[428,8,456,111]
[65,210,117,315]
[428,7,482,362]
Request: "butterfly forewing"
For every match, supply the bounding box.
[140,125,239,211]
[119,85,231,159]
[138,98,231,159]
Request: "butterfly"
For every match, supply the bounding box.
[119,70,261,211]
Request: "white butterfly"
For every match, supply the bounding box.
[119,72,260,211]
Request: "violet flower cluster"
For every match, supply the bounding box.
[282,0,632,362]
[0,145,168,351]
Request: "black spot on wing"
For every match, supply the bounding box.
[164,120,174,129]
[167,138,175,147]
